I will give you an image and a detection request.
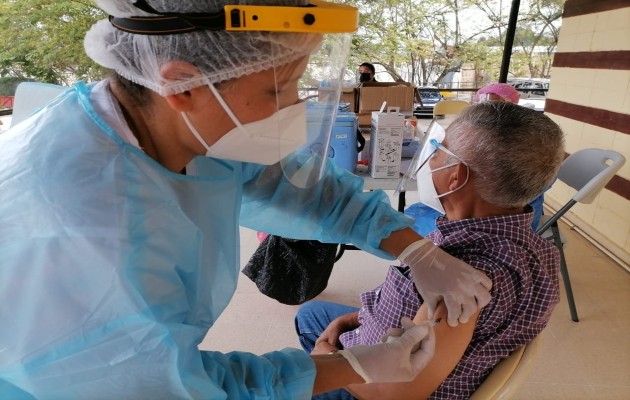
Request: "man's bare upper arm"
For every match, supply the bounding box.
[346,303,479,400]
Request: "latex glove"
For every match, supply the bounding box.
[399,239,493,327]
[338,317,435,383]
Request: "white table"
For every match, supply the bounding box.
[336,163,416,258]
[353,162,417,212]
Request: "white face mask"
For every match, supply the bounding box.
[415,142,469,215]
[183,84,307,165]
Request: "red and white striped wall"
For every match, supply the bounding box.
[544,0,630,266]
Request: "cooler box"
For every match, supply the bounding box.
[329,112,359,173]
[306,102,359,173]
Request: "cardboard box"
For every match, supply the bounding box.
[317,87,357,113]
[339,88,355,112]
[358,82,415,113]
[357,112,372,127]
[368,107,405,178]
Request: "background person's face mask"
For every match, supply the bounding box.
[183,84,307,165]
[359,72,372,83]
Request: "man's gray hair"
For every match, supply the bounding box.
[446,102,565,208]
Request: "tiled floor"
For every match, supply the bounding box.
[202,212,630,399]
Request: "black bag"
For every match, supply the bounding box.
[242,235,339,305]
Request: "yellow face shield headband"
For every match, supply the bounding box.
[109,0,358,35]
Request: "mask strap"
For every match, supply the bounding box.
[207,83,246,131]
[182,83,249,154]
[435,163,470,199]
[182,112,211,152]
[430,162,460,173]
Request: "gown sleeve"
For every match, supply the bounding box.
[239,156,415,260]
[0,87,318,400]
[201,349,316,400]
[0,237,317,400]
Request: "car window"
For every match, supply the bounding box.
[420,91,441,99]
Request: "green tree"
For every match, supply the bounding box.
[468,0,562,80]
[345,0,562,87]
[345,0,506,87]
[0,76,31,96]
[0,0,107,85]
[515,0,563,78]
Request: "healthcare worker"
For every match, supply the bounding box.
[0,0,492,398]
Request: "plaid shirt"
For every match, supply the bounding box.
[340,210,560,399]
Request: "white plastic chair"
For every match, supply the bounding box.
[470,333,543,400]
[433,99,469,116]
[10,82,66,128]
[536,148,626,322]
[425,99,469,135]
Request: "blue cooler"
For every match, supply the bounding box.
[329,112,359,173]
[306,103,359,173]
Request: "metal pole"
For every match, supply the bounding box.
[499,0,521,83]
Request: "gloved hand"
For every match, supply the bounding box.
[338,317,435,383]
[399,239,493,327]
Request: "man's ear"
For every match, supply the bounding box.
[160,61,201,112]
[448,163,469,191]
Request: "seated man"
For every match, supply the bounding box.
[295,102,564,399]
[406,81,546,236]
[404,190,545,237]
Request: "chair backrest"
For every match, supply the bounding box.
[423,100,470,135]
[10,82,66,128]
[470,333,543,400]
[433,99,469,117]
[557,148,626,204]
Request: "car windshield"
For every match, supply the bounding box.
[420,91,440,99]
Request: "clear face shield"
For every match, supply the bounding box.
[105,0,357,188]
[205,33,350,189]
[278,32,352,188]
[395,122,446,197]
[218,1,356,188]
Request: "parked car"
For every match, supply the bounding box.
[508,78,549,97]
[508,78,548,112]
[413,87,442,118]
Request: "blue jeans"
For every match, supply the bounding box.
[295,301,360,400]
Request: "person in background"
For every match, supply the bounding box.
[474,82,520,104]
[296,102,565,399]
[358,62,377,83]
[0,0,493,398]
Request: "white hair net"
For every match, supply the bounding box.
[85,0,323,96]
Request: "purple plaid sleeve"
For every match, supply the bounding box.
[340,211,560,399]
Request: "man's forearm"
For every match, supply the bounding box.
[312,353,364,394]
[379,227,424,258]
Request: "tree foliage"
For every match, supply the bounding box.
[0,0,562,89]
[0,0,107,86]
[345,0,562,86]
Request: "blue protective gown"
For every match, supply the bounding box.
[0,82,413,399]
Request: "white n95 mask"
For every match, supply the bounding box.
[183,84,307,165]
[415,141,469,215]
[415,162,457,215]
